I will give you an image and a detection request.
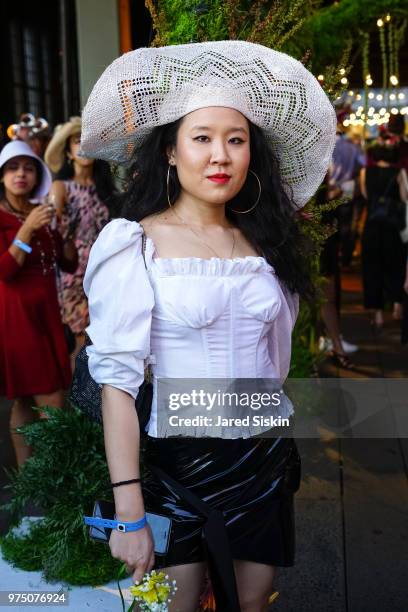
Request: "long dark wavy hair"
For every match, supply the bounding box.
[121,119,316,301]
[55,143,119,216]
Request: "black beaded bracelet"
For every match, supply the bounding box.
[111,478,141,489]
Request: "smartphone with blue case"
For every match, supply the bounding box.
[88,500,172,555]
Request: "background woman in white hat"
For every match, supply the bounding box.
[81,41,336,610]
[0,141,77,467]
[44,117,117,369]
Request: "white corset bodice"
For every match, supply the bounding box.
[84,219,299,437]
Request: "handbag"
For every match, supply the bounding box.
[69,232,153,432]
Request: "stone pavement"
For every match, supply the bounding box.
[1,264,407,611]
[272,266,408,612]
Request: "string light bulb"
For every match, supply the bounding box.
[317,74,324,81]
[385,14,391,22]
[339,68,346,75]
[377,18,384,27]
[340,77,348,85]
[390,75,399,85]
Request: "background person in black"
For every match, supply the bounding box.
[359,140,408,329]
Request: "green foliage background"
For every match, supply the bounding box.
[1,407,120,585]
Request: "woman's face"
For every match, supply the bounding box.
[68,133,93,167]
[2,155,38,197]
[169,107,251,207]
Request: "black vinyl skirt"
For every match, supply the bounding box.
[142,432,301,569]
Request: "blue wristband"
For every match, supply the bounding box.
[13,239,32,254]
[84,514,147,533]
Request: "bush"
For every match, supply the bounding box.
[0,406,121,585]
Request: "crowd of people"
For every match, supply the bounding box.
[318,112,408,368]
[0,113,117,466]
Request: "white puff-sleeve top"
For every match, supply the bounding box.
[83,218,299,437]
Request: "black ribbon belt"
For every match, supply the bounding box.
[149,464,241,612]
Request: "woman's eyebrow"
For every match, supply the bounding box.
[190,125,248,133]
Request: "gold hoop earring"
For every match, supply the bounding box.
[167,163,175,207]
[229,169,261,214]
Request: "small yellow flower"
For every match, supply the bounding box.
[127,570,176,610]
[156,584,171,601]
[143,588,159,605]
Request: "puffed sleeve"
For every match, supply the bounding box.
[267,280,299,384]
[83,218,155,399]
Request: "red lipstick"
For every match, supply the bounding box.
[207,173,231,184]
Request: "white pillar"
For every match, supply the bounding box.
[75,0,120,109]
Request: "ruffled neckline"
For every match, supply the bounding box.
[150,254,274,276]
[136,220,274,276]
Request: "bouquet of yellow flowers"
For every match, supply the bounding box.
[118,565,177,612]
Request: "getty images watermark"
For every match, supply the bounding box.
[167,388,288,428]
[155,377,408,439]
[156,379,294,438]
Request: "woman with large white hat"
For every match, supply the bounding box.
[81,40,336,610]
[0,141,77,467]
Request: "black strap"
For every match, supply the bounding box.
[148,464,241,612]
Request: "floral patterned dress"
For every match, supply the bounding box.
[58,181,109,334]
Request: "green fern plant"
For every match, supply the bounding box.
[0,406,121,584]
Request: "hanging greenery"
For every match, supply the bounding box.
[145,0,316,55]
[361,32,370,121]
[388,20,395,80]
[302,0,407,75]
[394,19,407,80]
[378,19,388,102]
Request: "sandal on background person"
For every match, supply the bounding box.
[330,350,355,370]
[318,335,359,354]
[370,309,384,331]
[392,302,403,321]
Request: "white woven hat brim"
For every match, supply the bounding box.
[81,40,337,208]
[0,140,52,199]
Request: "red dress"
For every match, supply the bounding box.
[0,209,78,399]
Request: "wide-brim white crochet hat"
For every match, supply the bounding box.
[80,40,336,208]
